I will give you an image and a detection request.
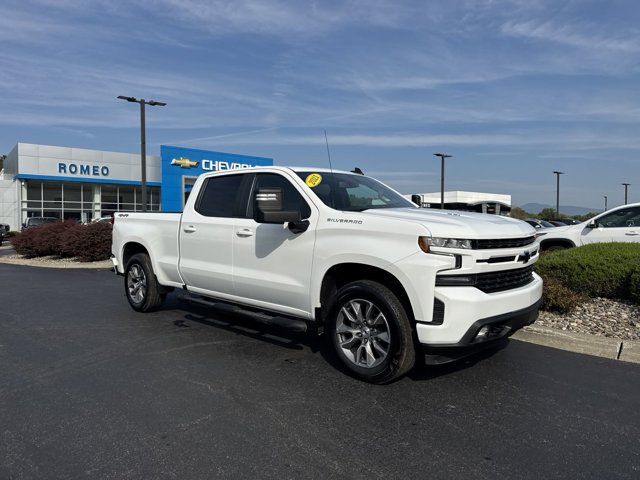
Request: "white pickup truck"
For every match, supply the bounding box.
[538,202,640,251]
[111,166,542,383]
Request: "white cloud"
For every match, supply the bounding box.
[501,20,640,52]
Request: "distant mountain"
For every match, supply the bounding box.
[519,203,602,216]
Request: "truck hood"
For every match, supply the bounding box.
[361,208,536,239]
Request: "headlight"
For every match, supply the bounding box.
[427,237,473,249]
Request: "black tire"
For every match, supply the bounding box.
[327,280,415,384]
[124,253,164,312]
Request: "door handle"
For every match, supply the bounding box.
[236,228,254,237]
[183,225,197,233]
[625,231,638,236]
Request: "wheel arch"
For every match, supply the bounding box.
[540,238,576,251]
[122,241,151,269]
[316,262,415,326]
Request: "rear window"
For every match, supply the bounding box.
[196,174,244,217]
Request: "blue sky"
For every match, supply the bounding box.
[1,0,639,208]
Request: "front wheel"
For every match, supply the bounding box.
[124,253,165,312]
[327,280,415,384]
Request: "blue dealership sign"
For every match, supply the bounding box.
[160,145,273,212]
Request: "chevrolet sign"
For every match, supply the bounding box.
[171,157,199,169]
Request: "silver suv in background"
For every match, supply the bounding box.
[21,217,59,231]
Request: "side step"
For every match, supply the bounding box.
[181,294,308,333]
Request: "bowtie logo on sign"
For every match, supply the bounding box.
[171,157,199,169]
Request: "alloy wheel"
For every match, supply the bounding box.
[335,299,391,368]
[127,264,147,304]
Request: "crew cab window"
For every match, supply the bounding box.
[597,207,640,228]
[196,174,244,217]
[253,173,312,219]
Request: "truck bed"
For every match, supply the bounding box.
[112,212,183,286]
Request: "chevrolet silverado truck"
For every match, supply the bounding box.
[111,167,542,383]
[537,202,640,251]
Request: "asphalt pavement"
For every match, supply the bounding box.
[0,264,638,479]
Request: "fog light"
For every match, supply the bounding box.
[476,326,490,340]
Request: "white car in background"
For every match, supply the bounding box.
[538,203,640,251]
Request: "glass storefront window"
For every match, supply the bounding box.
[22,180,161,224]
[64,183,81,202]
[27,183,41,201]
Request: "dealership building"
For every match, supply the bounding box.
[406,191,512,215]
[0,143,273,230]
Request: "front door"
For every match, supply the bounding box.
[232,172,317,317]
[179,173,249,297]
[582,206,640,244]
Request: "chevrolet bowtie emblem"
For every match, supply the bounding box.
[171,157,199,169]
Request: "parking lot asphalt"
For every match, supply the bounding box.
[0,264,639,480]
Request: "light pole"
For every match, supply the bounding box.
[117,96,166,211]
[433,153,452,209]
[553,171,564,217]
[622,183,631,205]
[604,195,608,211]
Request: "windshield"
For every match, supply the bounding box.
[296,171,414,212]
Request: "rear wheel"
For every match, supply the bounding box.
[327,280,415,384]
[124,253,164,312]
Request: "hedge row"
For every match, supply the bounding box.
[11,220,112,262]
[535,243,640,313]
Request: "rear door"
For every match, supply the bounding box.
[232,172,318,316]
[178,173,251,296]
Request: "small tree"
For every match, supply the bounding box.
[509,207,529,220]
[538,208,557,220]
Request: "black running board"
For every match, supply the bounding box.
[180,294,308,333]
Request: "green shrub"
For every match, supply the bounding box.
[536,243,640,302]
[629,267,640,304]
[539,274,588,314]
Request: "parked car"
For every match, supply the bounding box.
[525,218,556,230]
[21,217,59,231]
[111,167,542,383]
[0,223,9,245]
[548,218,580,226]
[538,203,640,251]
[547,220,567,227]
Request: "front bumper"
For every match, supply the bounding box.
[420,299,541,364]
[415,272,543,345]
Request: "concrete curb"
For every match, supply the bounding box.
[512,324,640,364]
[0,256,112,269]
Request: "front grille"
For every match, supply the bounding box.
[475,265,534,293]
[474,236,536,249]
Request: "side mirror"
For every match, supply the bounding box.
[586,220,597,229]
[411,194,422,207]
[254,187,302,225]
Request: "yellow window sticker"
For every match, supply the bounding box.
[305,173,323,188]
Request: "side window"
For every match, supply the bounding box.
[196,174,244,217]
[598,207,640,228]
[254,173,312,219]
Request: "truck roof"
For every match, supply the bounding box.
[201,165,356,177]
